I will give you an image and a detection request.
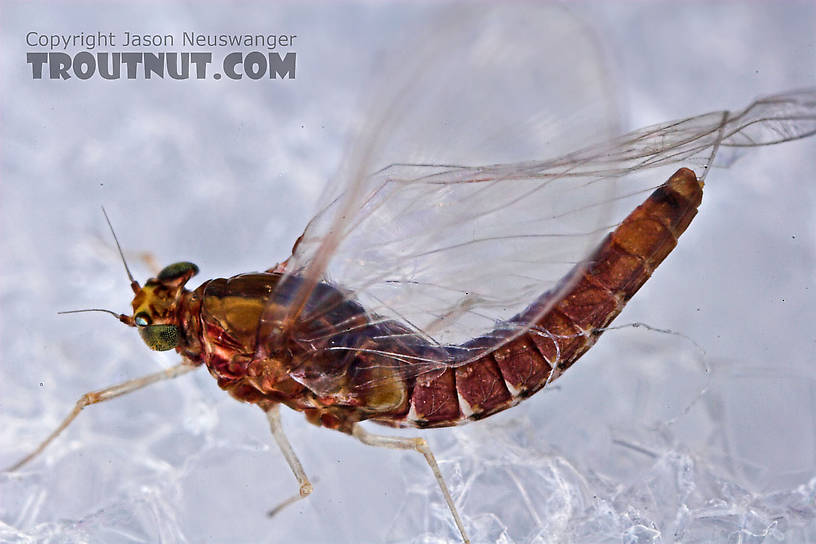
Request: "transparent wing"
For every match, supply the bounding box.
[286,91,816,331]
[265,3,620,342]
[259,5,816,397]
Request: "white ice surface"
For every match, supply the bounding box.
[2,2,816,544]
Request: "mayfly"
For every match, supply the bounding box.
[6,10,816,544]
[7,91,816,542]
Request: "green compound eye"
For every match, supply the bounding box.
[138,324,180,351]
[158,261,199,282]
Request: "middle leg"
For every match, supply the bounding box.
[265,405,313,517]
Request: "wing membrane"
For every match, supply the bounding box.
[259,5,816,397]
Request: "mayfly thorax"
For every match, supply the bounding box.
[5,6,816,543]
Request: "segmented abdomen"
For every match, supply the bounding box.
[395,167,704,428]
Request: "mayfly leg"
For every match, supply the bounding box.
[265,405,313,517]
[137,251,162,276]
[4,362,196,472]
[351,424,470,544]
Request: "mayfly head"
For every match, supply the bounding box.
[60,209,198,352]
[130,261,198,351]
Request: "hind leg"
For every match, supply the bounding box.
[351,424,470,544]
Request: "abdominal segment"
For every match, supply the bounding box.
[394,167,704,428]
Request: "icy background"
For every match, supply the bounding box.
[1,2,816,543]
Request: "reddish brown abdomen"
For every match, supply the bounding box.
[398,167,704,428]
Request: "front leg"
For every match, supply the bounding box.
[4,362,196,472]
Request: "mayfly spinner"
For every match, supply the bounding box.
[6,86,816,542]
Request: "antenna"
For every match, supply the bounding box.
[58,308,135,327]
[101,206,140,293]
